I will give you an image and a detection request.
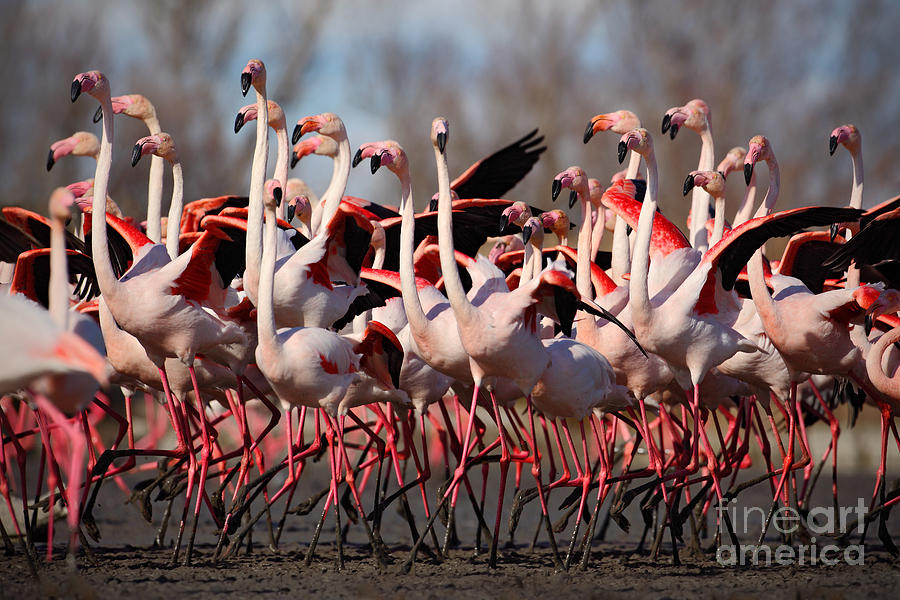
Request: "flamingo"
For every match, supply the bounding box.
[46,131,99,172]
[717,146,757,228]
[234,98,290,220]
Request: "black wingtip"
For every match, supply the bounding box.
[234,111,245,134]
[829,135,838,156]
[551,179,562,202]
[370,153,382,174]
[291,124,302,145]
[352,148,363,168]
[617,141,627,164]
[583,120,595,144]
[744,163,754,186]
[436,131,447,155]
[240,72,252,96]
[130,143,143,167]
[70,80,81,103]
[568,190,578,209]
[661,113,671,134]
[683,173,695,197]
[46,149,55,171]
[92,106,103,123]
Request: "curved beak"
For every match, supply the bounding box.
[499,213,510,233]
[830,222,840,242]
[370,152,382,174]
[583,119,596,144]
[46,149,56,171]
[669,123,679,140]
[661,113,671,134]
[568,190,578,209]
[240,72,252,96]
[93,106,103,123]
[865,314,874,337]
[234,111,245,134]
[273,186,282,207]
[521,223,533,245]
[287,201,296,223]
[617,141,628,164]
[829,135,838,156]
[291,151,300,169]
[292,119,319,144]
[743,163,754,186]
[131,142,145,167]
[352,148,364,168]
[551,179,562,202]
[683,173,696,197]
[429,198,438,212]
[436,131,447,154]
[70,79,82,102]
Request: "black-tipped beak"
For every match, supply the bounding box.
[286,202,296,223]
[829,135,838,156]
[743,163,754,186]
[669,123,679,140]
[370,152,382,174]
[291,152,300,169]
[521,224,533,245]
[273,186,283,206]
[661,113,671,134]
[499,213,510,233]
[240,72,252,96]
[583,120,595,144]
[683,173,695,197]
[131,143,144,167]
[551,179,562,202]
[70,80,82,102]
[352,148,363,168]
[568,190,578,209]
[46,149,55,171]
[554,288,577,338]
[429,198,438,212]
[830,222,840,242]
[617,141,627,164]
[436,132,447,154]
[93,106,103,123]
[865,314,874,336]
[291,124,302,145]
[234,112,245,134]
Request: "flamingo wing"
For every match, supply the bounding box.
[10,248,99,307]
[600,179,690,256]
[823,209,900,271]
[2,207,86,254]
[450,129,546,200]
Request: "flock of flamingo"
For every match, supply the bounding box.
[2,59,900,575]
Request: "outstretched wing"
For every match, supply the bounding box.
[451,129,546,200]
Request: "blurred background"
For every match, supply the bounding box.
[2,0,899,245]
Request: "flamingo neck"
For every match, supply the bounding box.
[273,123,289,221]
[625,150,641,179]
[314,136,349,234]
[689,128,714,251]
[629,148,658,327]
[435,145,476,322]
[257,201,280,346]
[165,160,184,260]
[866,325,900,401]
[710,197,726,246]
[528,234,544,283]
[590,200,606,274]
[90,90,120,298]
[396,170,429,334]
[733,171,757,227]
[748,155,781,329]
[575,186,593,299]
[752,155,780,219]
[245,85,269,282]
[49,214,69,330]
[846,147,864,288]
[145,115,164,244]
[610,150,641,284]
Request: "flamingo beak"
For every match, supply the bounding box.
[131,142,146,167]
[499,212,511,233]
[93,106,103,123]
[293,119,319,144]
[70,80,82,102]
[744,163,754,186]
[46,149,56,171]
[234,111,246,134]
[273,186,282,207]
[661,113,671,134]
[865,314,874,336]
[669,123,679,140]
[370,152,382,174]
[683,173,695,197]
[617,141,627,164]
[429,198,438,212]
[352,148,364,168]
[287,201,296,223]
[291,151,300,169]
[436,131,447,154]
[240,72,252,96]
[829,135,839,156]
[583,120,596,144]
[521,223,533,245]
[568,190,578,209]
[551,179,562,202]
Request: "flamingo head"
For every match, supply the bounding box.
[744,135,773,185]
[717,146,747,179]
[354,140,408,177]
[584,110,641,143]
[618,128,652,163]
[856,285,898,335]
[370,221,386,250]
[662,99,710,140]
[263,179,283,210]
[48,187,77,221]
[66,179,94,200]
[521,216,543,246]
[431,117,449,154]
[47,131,99,171]
[429,189,459,212]
[235,99,283,134]
[683,170,726,199]
[588,178,606,207]
[552,166,588,208]
[132,132,177,167]
[293,112,345,144]
[240,59,266,96]
[71,71,108,103]
[829,124,861,156]
[499,201,530,233]
[286,194,311,224]
[94,93,158,124]
[541,209,571,242]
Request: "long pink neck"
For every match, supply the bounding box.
[312,134,350,234]
[610,151,640,283]
[273,120,288,221]
[257,199,280,349]
[748,154,781,331]
[575,183,593,299]
[245,84,269,285]
[49,214,69,329]
[710,196,726,246]
[689,127,714,250]
[395,166,429,334]
[165,160,183,260]
[845,145,864,288]
[435,144,476,324]
[866,325,900,403]
[629,147,658,328]
[144,114,164,243]
[90,89,120,300]
[733,170,757,227]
